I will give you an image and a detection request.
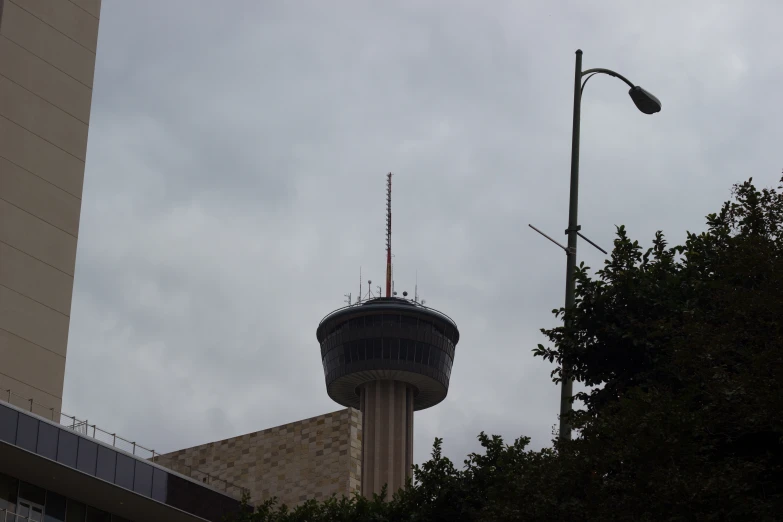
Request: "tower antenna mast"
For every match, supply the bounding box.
[385,172,393,297]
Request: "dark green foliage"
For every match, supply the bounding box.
[537,176,783,520]
[229,176,783,521]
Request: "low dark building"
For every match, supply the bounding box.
[0,401,244,521]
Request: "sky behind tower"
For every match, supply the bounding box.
[65,0,783,467]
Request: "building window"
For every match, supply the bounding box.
[0,404,18,444]
[405,340,417,362]
[77,439,99,475]
[115,454,135,490]
[389,338,400,360]
[17,500,44,521]
[36,421,59,460]
[56,430,78,468]
[16,414,39,452]
[17,481,46,521]
[133,462,154,497]
[430,349,440,368]
[66,499,87,522]
[44,491,67,521]
[151,468,168,503]
[0,472,18,514]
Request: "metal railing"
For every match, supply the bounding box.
[318,296,459,328]
[1,507,39,522]
[1,389,250,499]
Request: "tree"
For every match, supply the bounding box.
[534,175,783,520]
[230,176,783,521]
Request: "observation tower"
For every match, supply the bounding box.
[316,174,460,497]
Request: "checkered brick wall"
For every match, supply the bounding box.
[153,408,362,508]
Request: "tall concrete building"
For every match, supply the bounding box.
[0,3,249,521]
[0,0,101,417]
[0,6,247,520]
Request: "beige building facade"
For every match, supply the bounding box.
[0,0,101,416]
[154,408,363,508]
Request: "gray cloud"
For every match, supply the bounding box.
[65,0,783,470]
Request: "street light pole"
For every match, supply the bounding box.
[558,49,661,443]
[559,50,583,442]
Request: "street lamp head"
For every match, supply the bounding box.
[628,86,661,115]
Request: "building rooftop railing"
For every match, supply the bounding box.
[2,507,37,522]
[318,296,459,328]
[1,389,250,499]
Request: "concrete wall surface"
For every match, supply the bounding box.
[154,408,362,508]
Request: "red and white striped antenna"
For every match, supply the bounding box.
[385,173,393,297]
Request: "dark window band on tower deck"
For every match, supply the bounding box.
[321,332,454,390]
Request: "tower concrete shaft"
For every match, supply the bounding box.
[359,380,414,497]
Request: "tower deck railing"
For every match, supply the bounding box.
[318,297,458,328]
[1,389,249,499]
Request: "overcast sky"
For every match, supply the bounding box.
[64,0,782,469]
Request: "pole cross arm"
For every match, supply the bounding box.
[577,231,608,255]
[529,224,572,254]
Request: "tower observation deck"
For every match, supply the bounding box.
[315,173,460,497]
[316,297,460,496]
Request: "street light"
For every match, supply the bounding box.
[559,49,661,442]
[629,86,662,115]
